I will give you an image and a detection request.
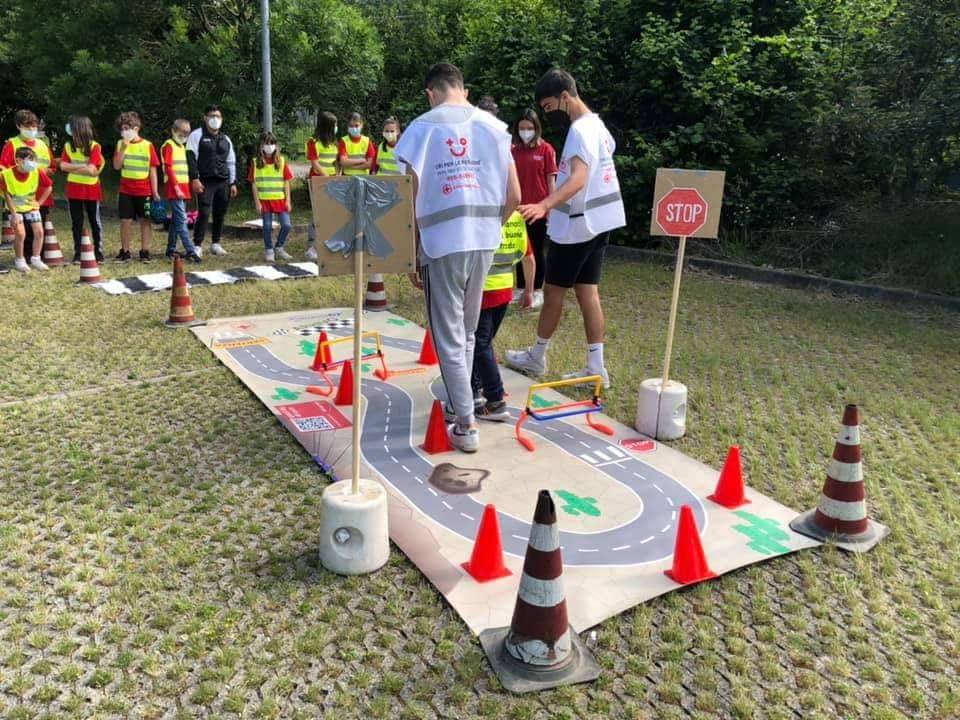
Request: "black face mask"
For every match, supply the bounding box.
[544,102,569,132]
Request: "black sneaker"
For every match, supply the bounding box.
[115,249,132,262]
[94,250,104,262]
[139,249,152,262]
[72,253,80,265]
[476,400,510,423]
[184,253,201,264]
[165,250,180,260]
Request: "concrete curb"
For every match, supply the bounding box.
[607,245,960,312]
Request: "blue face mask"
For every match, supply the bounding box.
[348,127,362,138]
[65,123,73,136]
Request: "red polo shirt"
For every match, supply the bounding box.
[511,140,558,205]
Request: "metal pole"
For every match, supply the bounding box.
[260,0,273,132]
[352,230,363,496]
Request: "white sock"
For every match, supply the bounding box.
[587,342,604,372]
[531,336,550,362]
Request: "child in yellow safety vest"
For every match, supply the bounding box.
[0,146,54,272]
[468,211,535,421]
[162,119,200,263]
[112,111,160,262]
[305,111,339,261]
[337,112,376,176]
[374,117,406,175]
[249,131,294,263]
[60,114,106,262]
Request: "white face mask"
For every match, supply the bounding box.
[383,131,397,143]
[65,123,73,136]
[262,144,277,155]
[174,134,189,145]
[519,129,536,143]
[207,116,222,130]
[22,159,38,172]
[121,128,137,142]
[20,127,38,140]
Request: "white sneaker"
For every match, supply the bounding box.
[275,247,292,261]
[511,288,523,304]
[13,257,30,273]
[504,348,547,377]
[264,249,275,263]
[210,243,227,256]
[29,256,49,271]
[305,245,318,261]
[194,246,203,258]
[449,425,480,453]
[532,289,544,308]
[562,366,611,389]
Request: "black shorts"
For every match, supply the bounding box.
[118,193,151,221]
[544,232,609,288]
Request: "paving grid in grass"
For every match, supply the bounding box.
[0,209,957,719]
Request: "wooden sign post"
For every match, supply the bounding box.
[637,168,725,440]
[309,175,416,575]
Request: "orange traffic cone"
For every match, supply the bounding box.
[665,505,717,585]
[78,232,102,283]
[417,329,438,365]
[333,360,355,406]
[708,446,750,508]
[478,490,600,693]
[41,219,64,267]
[462,505,512,582]
[363,273,391,311]
[310,330,333,371]
[790,404,889,552]
[421,400,452,453]
[164,255,200,327]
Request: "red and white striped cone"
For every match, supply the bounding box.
[41,219,64,267]
[164,255,202,328]
[790,404,889,552]
[478,490,600,693]
[363,273,391,311]
[1,217,13,248]
[78,232,102,283]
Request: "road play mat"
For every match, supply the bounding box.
[90,262,318,295]
[193,308,820,635]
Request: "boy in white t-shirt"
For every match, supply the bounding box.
[395,63,521,453]
[505,68,626,388]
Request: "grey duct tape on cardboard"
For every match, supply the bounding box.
[323,177,401,258]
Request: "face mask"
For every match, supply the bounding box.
[545,109,569,132]
[348,127,362,138]
[121,129,137,142]
[332,126,338,136]
[383,131,397,143]
[20,127,38,140]
[65,123,73,136]
[518,129,536,143]
[22,159,38,172]
[174,134,189,145]
[262,144,277,155]
[207,117,222,130]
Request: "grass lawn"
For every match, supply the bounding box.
[0,209,958,719]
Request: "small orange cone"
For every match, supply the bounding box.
[41,219,64,267]
[708,446,750,508]
[310,330,333,371]
[417,330,438,365]
[462,505,512,582]
[333,360,355,406]
[164,255,200,327]
[78,231,102,283]
[421,399,453,453]
[664,505,717,585]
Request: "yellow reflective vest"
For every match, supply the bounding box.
[308,138,338,176]
[253,156,287,201]
[484,212,528,291]
[340,135,371,176]
[9,136,52,171]
[120,139,153,181]
[160,139,189,187]
[377,142,402,175]
[64,141,103,186]
[1,167,40,212]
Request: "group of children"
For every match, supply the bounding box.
[0,108,409,272]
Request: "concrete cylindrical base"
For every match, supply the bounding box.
[635,378,688,440]
[318,478,390,575]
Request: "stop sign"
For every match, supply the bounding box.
[656,187,708,237]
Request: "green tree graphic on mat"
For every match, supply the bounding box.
[299,340,317,357]
[733,511,791,555]
[531,394,561,409]
[387,318,409,327]
[556,490,601,517]
[272,388,299,401]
